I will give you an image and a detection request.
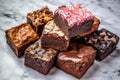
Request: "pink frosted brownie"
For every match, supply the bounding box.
[54,4,95,38]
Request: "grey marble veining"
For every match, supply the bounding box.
[0,0,120,80]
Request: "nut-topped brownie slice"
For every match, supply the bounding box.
[27,6,53,36]
[41,20,69,51]
[5,23,39,57]
[83,29,119,60]
[54,4,95,38]
[57,43,96,78]
[25,39,58,75]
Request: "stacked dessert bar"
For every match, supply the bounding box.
[5,4,119,79]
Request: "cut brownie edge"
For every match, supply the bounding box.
[69,19,94,38]
[41,34,69,51]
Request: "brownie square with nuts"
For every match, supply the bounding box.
[83,29,119,60]
[25,39,58,75]
[41,20,69,51]
[57,43,96,78]
[5,23,39,57]
[27,6,53,36]
[54,4,94,38]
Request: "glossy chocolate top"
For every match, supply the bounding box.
[55,4,94,28]
[58,43,96,63]
[84,29,119,53]
[6,23,39,49]
[25,39,57,61]
[27,6,53,27]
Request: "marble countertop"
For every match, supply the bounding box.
[0,0,120,80]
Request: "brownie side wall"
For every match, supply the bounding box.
[27,18,44,36]
[25,54,56,75]
[18,40,38,57]
[54,13,68,30]
[6,33,18,57]
[69,19,94,38]
[41,34,69,51]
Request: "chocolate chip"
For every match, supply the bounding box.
[91,38,98,43]
[110,37,116,43]
[100,32,106,37]
[104,36,109,41]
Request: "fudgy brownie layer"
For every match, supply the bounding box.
[77,17,100,38]
[57,43,96,78]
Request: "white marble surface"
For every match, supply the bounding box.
[0,0,120,80]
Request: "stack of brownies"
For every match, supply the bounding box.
[5,4,119,79]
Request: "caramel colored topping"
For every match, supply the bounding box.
[43,20,65,37]
[6,23,39,49]
[27,6,53,27]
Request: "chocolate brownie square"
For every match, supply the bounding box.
[27,6,53,36]
[41,20,69,51]
[83,29,119,60]
[5,23,39,57]
[25,39,58,75]
[57,43,96,78]
[54,4,94,38]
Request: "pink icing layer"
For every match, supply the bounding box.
[55,4,94,28]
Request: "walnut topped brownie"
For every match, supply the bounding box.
[25,39,58,75]
[5,23,39,57]
[57,43,96,78]
[27,6,53,36]
[41,20,69,51]
[83,29,119,60]
[54,4,95,38]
